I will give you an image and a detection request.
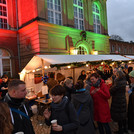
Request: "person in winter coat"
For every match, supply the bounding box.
[78,70,86,81]
[44,84,79,134]
[128,70,134,133]
[63,78,76,101]
[3,79,35,134]
[72,80,95,134]
[90,73,111,134]
[0,74,9,99]
[110,70,127,134]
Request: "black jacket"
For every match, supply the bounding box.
[110,77,127,122]
[4,93,35,134]
[128,85,134,131]
[0,81,8,98]
[45,96,79,134]
[64,85,76,101]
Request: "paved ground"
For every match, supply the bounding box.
[31,115,119,134]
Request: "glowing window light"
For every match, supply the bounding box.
[72,49,78,55]
[92,50,98,55]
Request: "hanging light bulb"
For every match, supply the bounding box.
[67,66,71,69]
[86,64,89,67]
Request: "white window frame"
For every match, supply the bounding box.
[73,0,84,30]
[77,45,87,55]
[92,3,101,34]
[0,0,8,29]
[47,0,62,25]
[0,49,12,77]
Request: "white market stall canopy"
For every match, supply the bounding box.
[125,55,134,60]
[21,54,130,73]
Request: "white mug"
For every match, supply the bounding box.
[15,132,24,134]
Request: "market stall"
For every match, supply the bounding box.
[20,54,130,96]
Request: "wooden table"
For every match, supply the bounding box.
[35,98,52,116]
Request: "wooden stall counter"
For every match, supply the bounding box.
[26,95,37,100]
[35,98,52,105]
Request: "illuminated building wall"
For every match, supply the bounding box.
[0,0,18,78]
[17,0,110,70]
[0,0,111,76]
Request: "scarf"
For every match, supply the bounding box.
[51,96,68,110]
[92,79,101,88]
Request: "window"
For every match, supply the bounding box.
[73,0,84,30]
[0,49,12,77]
[129,47,132,54]
[92,3,101,33]
[118,46,121,53]
[0,0,8,29]
[124,47,127,54]
[112,45,115,52]
[47,0,62,25]
[77,46,87,55]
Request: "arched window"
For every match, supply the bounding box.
[92,3,101,33]
[47,0,62,25]
[0,49,11,77]
[73,0,84,30]
[0,0,8,29]
[77,45,87,55]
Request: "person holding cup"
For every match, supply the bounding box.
[44,85,79,134]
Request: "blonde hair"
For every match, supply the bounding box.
[64,78,73,86]
[116,70,125,79]
[0,102,13,134]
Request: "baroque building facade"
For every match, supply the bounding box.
[0,0,133,77]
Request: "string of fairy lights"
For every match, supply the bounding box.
[21,60,133,74]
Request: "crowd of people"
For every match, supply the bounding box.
[0,65,134,134]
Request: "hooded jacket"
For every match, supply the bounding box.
[4,93,35,134]
[72,90,95,134]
